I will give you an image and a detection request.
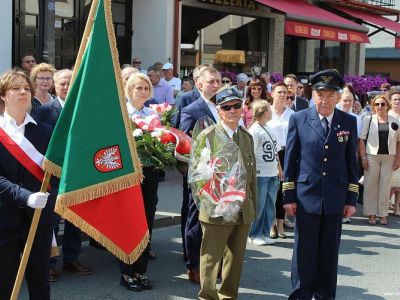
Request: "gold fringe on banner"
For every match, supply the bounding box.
[56,173,141,207]
[55,206,149,264]
[50,246,60,258]
[42,158,62,178]
[103,0,143,180]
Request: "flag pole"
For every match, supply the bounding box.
[11,2,99,298]
[11,172,52,300]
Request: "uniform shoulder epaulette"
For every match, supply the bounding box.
[198,125,217,138]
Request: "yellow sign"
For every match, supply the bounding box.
[198,0,257,10]
[214,50,246,64]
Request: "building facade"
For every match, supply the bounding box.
[0,0,399,79]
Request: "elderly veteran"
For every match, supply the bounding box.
[196,87,257,300]
[283,69,359,300]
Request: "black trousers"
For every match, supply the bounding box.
[276,150,286,219]
[119,167,159,276]
[289,212,342,300]
[0,222,52,300]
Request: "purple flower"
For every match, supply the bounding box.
[270,72,283,83]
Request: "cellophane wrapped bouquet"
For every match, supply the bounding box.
[188,119,247,222]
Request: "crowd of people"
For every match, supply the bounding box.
[0,53,399,300]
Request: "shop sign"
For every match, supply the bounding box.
[285,21,370,44]
[214,50,246,64]
[197,0,257,10]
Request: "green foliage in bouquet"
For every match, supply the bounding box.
[134,130,177,170]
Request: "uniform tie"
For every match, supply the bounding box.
[322,117,330,137]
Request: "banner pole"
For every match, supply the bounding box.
[11,172,52,300]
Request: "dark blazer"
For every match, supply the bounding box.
[173,89,200,128]
[179,96,217,136]
[293,96,309,112]
[283,106,358,215]
[34,98,62,129]
[0,122,56,230]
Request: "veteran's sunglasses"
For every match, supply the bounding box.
[220,102,242,111]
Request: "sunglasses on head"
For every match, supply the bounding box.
[220,102,242,111]
[374,102,386,107]
[221,80,231,84]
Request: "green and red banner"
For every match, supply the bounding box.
[43,0,148,263]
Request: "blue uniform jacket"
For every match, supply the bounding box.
[283,107,359,215]
[0,122,56,230]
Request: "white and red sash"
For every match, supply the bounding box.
[0,122,45,184]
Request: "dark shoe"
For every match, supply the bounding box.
[134,274,153,290]
[187,269,200,284]
[63,260,93,275]
[148,249,156,260]
[120,275,143,292]
[49,267,58,282]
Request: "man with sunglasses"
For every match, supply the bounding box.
[180,66,221,284]
[197,86,257,300]
[284,74,309,112]
[283,69,358,300]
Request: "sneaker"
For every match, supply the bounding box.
[263,237,276,245]
[248,237,267,246]
[342,218,351,224]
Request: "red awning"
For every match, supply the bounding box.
[335,6,400,48]
[256,0,370,43]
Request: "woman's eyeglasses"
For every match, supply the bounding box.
[220,103,242,111]
[374,102,386,107]
[221,80,231,84]
[37,77,53,82]
[287,96,295,101]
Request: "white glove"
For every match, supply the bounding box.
[27,192,49,209]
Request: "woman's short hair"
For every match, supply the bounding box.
[252,100,271,121]
[125,72,153,100]
[371,94,391,113]
[389,88,400,100]
[30,63,56,83]
[271,81,288,92]
[0,68,35,98]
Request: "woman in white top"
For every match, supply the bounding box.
[359,95,400,225]
[388,89,400,216]
[267,82,294,238]
[339,89,362,137]
[248,100,283,246]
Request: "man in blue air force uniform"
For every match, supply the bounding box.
[283,69,359,300]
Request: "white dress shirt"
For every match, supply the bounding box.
[1,112,37,136]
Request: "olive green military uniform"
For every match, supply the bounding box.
[198,123,257,300]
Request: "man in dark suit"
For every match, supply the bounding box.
[284,74,309,112]
[35,69,92,281]
[0,69,54,300]
[173,64,210,129]
[283,69,358,300]
[180,66,221,283]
